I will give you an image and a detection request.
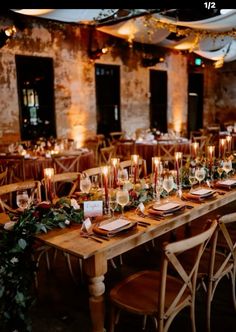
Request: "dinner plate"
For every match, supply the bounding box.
[93,218,137,237]
[148,202,185,216]
[190,188,215,198]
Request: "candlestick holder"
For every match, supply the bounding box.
[131,154,139,184]
[101,166,111,216]
[174,152,183,197]
[111,157,120,188]
[43,168,56,202]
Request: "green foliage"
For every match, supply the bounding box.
[0,197,84,332]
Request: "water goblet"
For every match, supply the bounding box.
[116,188,129,216]
[162,175,174,202]
[188,168,197,189]
[117,168,128,186]
[109,197,118,218]
[80,173,92,194]
[155,177,163,203]
[222,160,232,178]
[195,167,206,187]
[16,190,30,210]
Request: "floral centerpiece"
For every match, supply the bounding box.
[0,197,84,332]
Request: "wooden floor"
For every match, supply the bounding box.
[31,240,236,332]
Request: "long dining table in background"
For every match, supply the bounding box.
[116,138,190,173]
[0,150,95,182]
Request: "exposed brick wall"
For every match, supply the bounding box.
[0,13,235,146]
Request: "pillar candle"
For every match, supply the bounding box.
[131,154,139,184]
[43,168,55,202]
[174,152,182,186]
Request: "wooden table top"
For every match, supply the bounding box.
[34,186,236,261]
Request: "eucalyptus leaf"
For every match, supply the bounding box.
[18,238,27,250]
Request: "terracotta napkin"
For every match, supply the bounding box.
[147,204,184,216]
[214,180,236,190]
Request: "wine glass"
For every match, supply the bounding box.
[162,175,174,202]
[16,190,30,210]
[217,160,224,179]
[109,197,118,218]
[91,175,99,192]
[117,168,129,186]
[195,167,206,187]
[188,168,197,189]
[116,188,129,216]
[222,160,232,178]
[154,177,163,203]
[80,173,92,194]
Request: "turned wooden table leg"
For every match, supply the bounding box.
[84,253,108,332]
[88,275,106,332]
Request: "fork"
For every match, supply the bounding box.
[137,210,163,221]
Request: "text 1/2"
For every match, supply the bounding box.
[204,2,216,9]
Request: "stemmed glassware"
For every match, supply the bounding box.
[155,177,163,203]
[195,167,206,187]
[109,196,118,218]
[117,168,129,186]
[80,173,92,194]
[162,174,174,202]
[222,160,232,178]
[188,168,197,189]
[116,188,129,216]
[16,190,30,210]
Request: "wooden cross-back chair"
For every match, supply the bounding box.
[109,220,217,332]
[52,155,81,173]
[0,168,8,186]
[41,172,81,199]
[119,158,147,178]
[0,180,41,213]
[157,143,178,168]
[192,135,212,156]
[109,131,125,145]
[99,145,116,165]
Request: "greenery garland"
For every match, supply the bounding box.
[0,197,84,332]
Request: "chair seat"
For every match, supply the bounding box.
[110,270,191,316]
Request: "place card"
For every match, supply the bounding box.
[81,217,92,232]
[137,202,145,213]
[83,200,103,218]
[98,218,131,231]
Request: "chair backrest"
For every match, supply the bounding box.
[0,168,8,185]
[52,155,81,173]
[157,143,177,167]
[120,158,147,178]
[0,180,41,213]
[192,135,212,156]
[158,219,217,329]
[100,145,116,165]
[41,172,80,198]
[109,131,125,144]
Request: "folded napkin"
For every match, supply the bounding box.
[147,203,184,216]
[183,192,205,202]
[93,218,137,237]
[214,179,236,190]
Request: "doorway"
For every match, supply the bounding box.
[15,55,56,140]
[95,64,121,138]
[187,72,204,136]
[149,70,167,133]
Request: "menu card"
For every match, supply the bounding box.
[217,179,236,186]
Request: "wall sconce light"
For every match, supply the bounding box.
[88,46,109,60]
[0,25,16,48]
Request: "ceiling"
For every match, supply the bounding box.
[11,9,236,65]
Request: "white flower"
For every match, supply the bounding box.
[70,198,80,210]
[4,221,17,231]
[64,219,70,225]
[10,257,19,264]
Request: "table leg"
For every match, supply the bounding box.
[88,275,106,332]
[84,253,107,332]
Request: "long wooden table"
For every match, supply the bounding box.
[35,187,236,332]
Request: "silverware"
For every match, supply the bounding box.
[137,221,151,227]
[137,211,163,220]
[81,233,103,243]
